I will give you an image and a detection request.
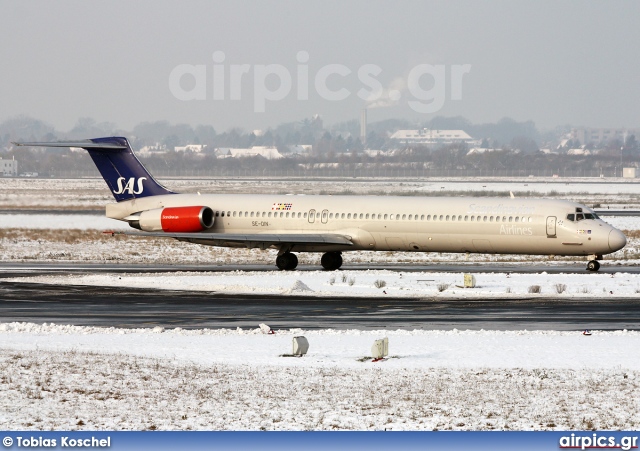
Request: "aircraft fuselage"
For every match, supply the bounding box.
[106,193,625,257]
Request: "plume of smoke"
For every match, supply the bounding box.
[366,76,406,109]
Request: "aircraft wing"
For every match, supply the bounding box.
[112,230,354,249]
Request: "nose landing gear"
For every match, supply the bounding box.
[586,260,600,272]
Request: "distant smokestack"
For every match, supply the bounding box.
[360,108,367,146]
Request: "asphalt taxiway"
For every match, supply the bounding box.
[1,262,639,331]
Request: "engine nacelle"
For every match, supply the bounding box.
[129,206,214,232]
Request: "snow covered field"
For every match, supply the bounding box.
[2,177,640,209]
[2,178,640,430]
[2,324,639,430]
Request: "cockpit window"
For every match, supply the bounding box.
[568,209,599,222]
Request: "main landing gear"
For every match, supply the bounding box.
[276,252,298,271]
[275,251,343,271]
[321,252,343,270]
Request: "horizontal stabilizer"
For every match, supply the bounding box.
[12,140,127,150]
[13,136,174,202]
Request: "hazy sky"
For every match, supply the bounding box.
[2,1,639,132]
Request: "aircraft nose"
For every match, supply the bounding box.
[609,229,627,252]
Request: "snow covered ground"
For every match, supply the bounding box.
[2,324,639,431]
[2,179,640,431]
[2,177,640,209]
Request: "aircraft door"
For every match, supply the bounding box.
[308,209,316,223]
[321,209,328,224]
[546,216,556,237]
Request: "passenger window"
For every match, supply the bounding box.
[515,217,519,223]
[268,212,272,218]
[427,215,431,220]
[508,216,512,222]
[464,215,468,221]
[420,215,424,220]
[304,213,307,218]
[342,213,345,219]
[483,216,487,221]
[366,214,370,219]
[439,215,443,220]
[489,216,493,222]
[402,214,406,220]
[446,215,450,221]
[384,214,388,220]
[286,212,290,218]
[470,216,475,222]
[347,213,351,219]
[360,214,363,219]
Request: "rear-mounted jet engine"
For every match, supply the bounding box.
[126,206,214,233]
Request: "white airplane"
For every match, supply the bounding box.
[14,137,627,271]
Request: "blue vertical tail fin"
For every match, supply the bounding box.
[13,136,175,202]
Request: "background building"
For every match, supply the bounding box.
[390,129,477,146]
[1,157,17,176]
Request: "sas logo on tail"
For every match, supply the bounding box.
[113,177,147,195]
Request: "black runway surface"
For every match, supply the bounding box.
[1,278,640,331]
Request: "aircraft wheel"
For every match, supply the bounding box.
[321,252,343,270]
[276,252,298,270]
[586,260,600,272]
